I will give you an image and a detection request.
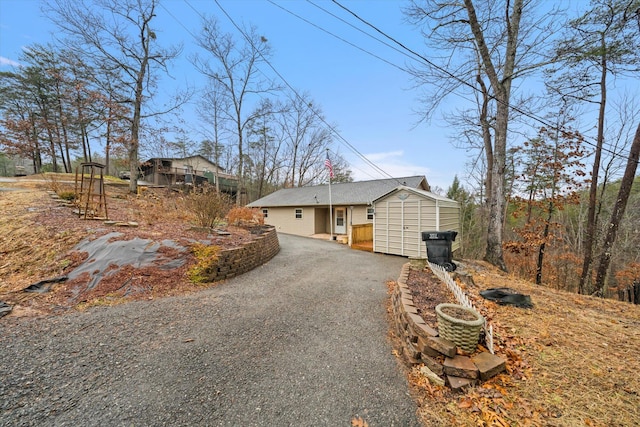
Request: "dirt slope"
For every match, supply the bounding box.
[404,260,640,427]
[2,176,639,426]
[0,177,251,316]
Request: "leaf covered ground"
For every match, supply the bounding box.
[399,261,640,427]
[0,175,254,316]
[3,175,639,426]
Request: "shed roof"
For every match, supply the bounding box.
[247,176,429,208]
[373,185,458,205]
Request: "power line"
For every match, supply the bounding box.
[158,2,199,40]
[178,0,400,182]
[274,0,635,166]
[175,0,636,181]
[328,0,638,165]
[266,0,409,74]
[204,0,404,184]
[305,0,420,68]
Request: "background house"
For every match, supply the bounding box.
[247,176,459,257]
[0,155,36,177]
[139,155,238,195]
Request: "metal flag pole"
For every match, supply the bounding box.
[326,149,333,240]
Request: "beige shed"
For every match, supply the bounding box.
[372,186,460,258]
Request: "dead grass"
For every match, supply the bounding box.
[0,177,253,316]
[0,187,84,291]
[3,177,639,425]
[404,260,640,427]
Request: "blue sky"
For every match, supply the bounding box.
[2,1,496,191]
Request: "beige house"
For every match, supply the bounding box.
[372,186,460,258]
[139,155,238,195]
[246,176,433,246]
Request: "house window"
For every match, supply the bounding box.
[295,208,303,219]
[262,208,268,218]
[367,207,374,220]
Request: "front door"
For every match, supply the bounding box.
[335,208,346,234]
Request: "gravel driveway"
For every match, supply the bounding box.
[1,233,420,426]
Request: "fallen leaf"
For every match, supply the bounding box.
[458,398,473,409]
[351,416,369,427]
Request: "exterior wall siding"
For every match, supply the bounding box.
[264,207,316,236]
[350,205,372,225]
[438,204,460,251]
[262,204,375,237]
[373,189,460,258]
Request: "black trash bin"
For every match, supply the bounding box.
[421,230,458,271]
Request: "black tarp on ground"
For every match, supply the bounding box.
[480,287,533,308]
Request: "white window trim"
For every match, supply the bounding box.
[367,207,374,220]
[295,208,303,219]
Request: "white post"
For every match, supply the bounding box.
[326,149,333,240]
[328,174,333,240]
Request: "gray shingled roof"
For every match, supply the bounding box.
[247,176,429,207]
[372,185,457,204]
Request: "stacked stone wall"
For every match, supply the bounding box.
[391,263,506,390]
[207,227,280,282]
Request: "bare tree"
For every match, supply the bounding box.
[548,0,640,293]
[0,70,45,173]
[192,16,279,204]
[46,0,182,193]
[278,93,336,187]
[245,98,282,199]
[198,79,232,193]
[594,123,640,294]
[405,0,559,270]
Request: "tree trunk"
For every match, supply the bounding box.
[105,119,111,174]
[236,117,244,205]
[476,73,493,206]
[29,115,42,174]
[536,200,555,285]
[84,127,92,163]
[258,125,268,199]
[55,89,71,172]
[129,82,143,193]
[128,22,151,194]
[47,133,58,172]
[56,139,68,173]
[579,34,608,294]
[464,0,522,271]
[484,99,508,271]
[593,123,640,295]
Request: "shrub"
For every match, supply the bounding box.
[188,243,220,283]
[57,191,76,201]
[44,172,61,193]
[227,206,264,226]
[183,184,232,228]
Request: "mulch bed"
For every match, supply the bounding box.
[0,181,260,316]
[404,267,458,329]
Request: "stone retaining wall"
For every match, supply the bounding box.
[392,263,506,390]
[206,226,280,282]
